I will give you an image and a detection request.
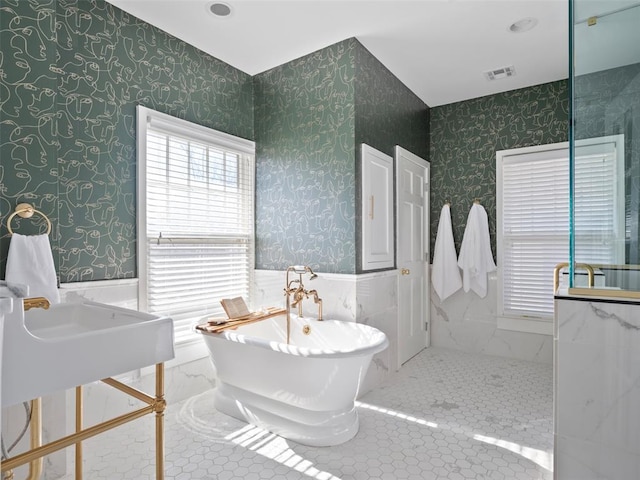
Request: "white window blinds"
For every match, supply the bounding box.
[497,137,623,320]
[137,106,255,344]
[573,142,625,265]
[499,148,569,318]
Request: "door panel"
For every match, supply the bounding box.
[396,146,430,366]
[362,144,394,270]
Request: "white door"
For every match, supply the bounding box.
[396,146,429,366]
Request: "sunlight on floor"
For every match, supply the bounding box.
[355,400,439,428]
[81,347,553,479]
[473,433,553,472]
[355,399,553,473]
[225,424,341,480]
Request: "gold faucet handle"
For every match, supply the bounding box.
[24,297,51,311]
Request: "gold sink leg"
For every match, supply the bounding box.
[75,386,83,480]
[1,365,166,479]
[155,363,166,480]
[26,398,43,480]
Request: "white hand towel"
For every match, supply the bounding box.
[0,280,29,298]
[457,203,496,298]
[431,204,462,301]
[5,233,60,304]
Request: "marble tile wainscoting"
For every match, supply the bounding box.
[554,295,640,479]
[430,271,553,364]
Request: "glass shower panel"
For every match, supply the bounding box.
[570,0,640,291]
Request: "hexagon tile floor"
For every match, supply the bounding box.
[80,347,553,480]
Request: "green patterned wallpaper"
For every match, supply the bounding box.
[0,0,254,282]
[254,38,429,273]
[2,0,571,280]
[429,80,569,261]
[254,39,357,274]
[574,64,640,263]
[354,44,429,160]
[354,42,429,271]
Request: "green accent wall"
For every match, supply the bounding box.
[429,80,569,261]
[354,45,430,161]
[0,0,254,282]
[254,39,357,274]
[574,63,640,264]
[255,38,429,274]
[2,0,573,281]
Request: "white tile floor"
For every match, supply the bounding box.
[81,347,553,480]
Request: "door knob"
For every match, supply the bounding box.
[401,268,410,275]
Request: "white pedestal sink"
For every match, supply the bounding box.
[2,299,174,408]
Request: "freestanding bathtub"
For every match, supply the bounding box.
[198,314,388,446]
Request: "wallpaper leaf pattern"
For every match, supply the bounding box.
[354,45,429,162]
[354,42,429,272]
[0,0,254,282]
[2,0,581,281]
[254,38,429,274]
[254,40,357,274]
[429,81,569,261]
[574,64,640,264]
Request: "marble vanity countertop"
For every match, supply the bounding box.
[555,286,640,305]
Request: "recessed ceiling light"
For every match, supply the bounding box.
[508,17,538,33]
[208,2,232,18]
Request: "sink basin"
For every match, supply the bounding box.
[1,299,174,408]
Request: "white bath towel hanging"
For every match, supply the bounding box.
[5,233,60,304]
[431,204,462,301]
[457,203,496,298]
[0,280,28,298]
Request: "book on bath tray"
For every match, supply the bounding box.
[220,296,251,319]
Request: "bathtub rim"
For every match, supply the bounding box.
[197,316,389,359]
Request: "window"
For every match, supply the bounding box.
[137,106,255,346]
[497,136,624,324]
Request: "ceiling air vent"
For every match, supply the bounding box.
[484,65,516,81]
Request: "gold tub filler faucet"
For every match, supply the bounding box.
[284,265,323,344]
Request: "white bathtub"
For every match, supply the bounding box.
[198,314,388,446]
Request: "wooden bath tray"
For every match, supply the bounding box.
[196,306,286,334]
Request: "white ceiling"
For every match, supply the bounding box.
[106,0,571,107]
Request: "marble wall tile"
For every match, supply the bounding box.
[430,271,553,363]
[555,434,640,480]
[556,341,640,450]
[59,278,138,308]
[253,269,360,322]
[355,271,397,392]
[557,298,640,346]
[555,296,640,479]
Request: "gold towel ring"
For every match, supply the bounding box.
[6,203,52,235]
